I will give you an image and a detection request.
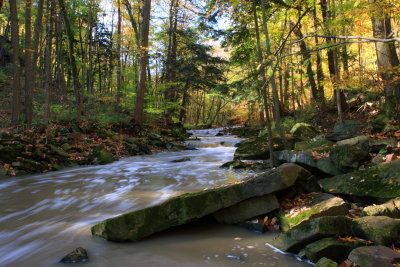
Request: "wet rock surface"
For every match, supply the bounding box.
[60,247,89,264]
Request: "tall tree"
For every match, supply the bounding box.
[369,0,400,117]
[252,0,274,165]
[133,0,152,125]
[24,0,33,126]
[9,0,21,125]
[58,0,83,118]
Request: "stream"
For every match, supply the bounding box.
[0,128,311,267]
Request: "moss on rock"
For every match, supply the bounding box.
[319,160,400,198]
[279,193,349,231]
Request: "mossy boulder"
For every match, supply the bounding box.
[91,163,311,241]
[298,237,353,263]
[362,198,400,218]
[220,159,247,169]
[316,158,342,176]
[269,216,353,252]
[352,216,400,245]
[290,123,318,139]
[330,144,370,173]
[314,257,338,267]
[279,193,349,231]
[99,149,115,165]
[213,194,279,224]
[348,245,400,267]
[326,120,363,141]
[233,137,270,160]
[336,135,370,151]
[294,138,334,152]
[319,160,400,198]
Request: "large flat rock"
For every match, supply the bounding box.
[91,163,311,241]
[319,160,400,198]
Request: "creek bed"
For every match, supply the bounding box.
[0,128,311,267]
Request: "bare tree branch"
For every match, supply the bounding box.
[289,34,400,46]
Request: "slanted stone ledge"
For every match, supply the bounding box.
[91,163,311,241]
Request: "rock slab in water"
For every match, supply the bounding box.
[352,216,400,245]
[269,216,353,253]
[362,198,400,218]
[319,160,400,198]
[170,157,191,163]
[60,247,89,263]
[279,193,349,231]
[91,163,311,241]
[220,159,246,169]
[213,194,279,224]
[348,245,400,267]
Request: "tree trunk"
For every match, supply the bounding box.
[116,0,122,112]
[368,0,400,118]
[133,0,151,125]
[58,0,82,119]
[24,0,33,126]
[260,0,288,150]
[10,0,21,126]
[44,0,54,124]
[313,5,325,103]
[320,0,346,121]
[32,0,44,89]
[252,1,274,165]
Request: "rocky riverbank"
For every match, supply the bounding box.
[0,119,189,177]
[92,119,400,266]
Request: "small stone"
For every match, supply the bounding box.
[60,247,89,263]
[170,157,191,163]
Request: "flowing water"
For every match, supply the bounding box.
[0,129,311,267]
